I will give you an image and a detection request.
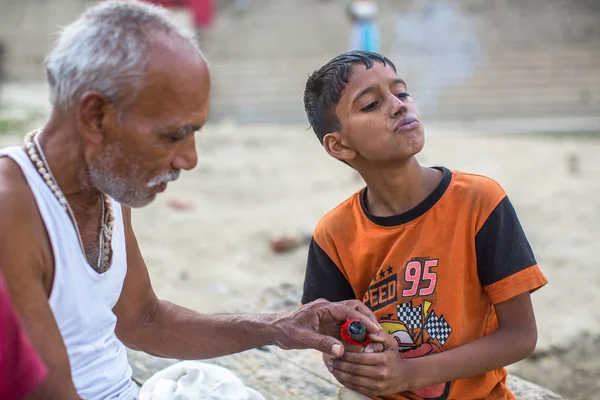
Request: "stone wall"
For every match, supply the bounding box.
[1,0,599,122]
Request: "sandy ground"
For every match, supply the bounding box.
[1,104,599,398]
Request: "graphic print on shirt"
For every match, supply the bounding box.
[363,258,452,400]
[362,264,398,311]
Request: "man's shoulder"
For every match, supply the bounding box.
[0,156,41,232]
[0,156,50,287]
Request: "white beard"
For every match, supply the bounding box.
[87,144,154,208]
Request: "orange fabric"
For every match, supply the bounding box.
[313,170,547,400]
[485,264,546,305]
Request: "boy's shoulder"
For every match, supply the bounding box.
[448,169,507,204]
[314,190,363,239]
[313,169,510,238]
[446,169,511,227]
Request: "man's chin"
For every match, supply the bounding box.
[110,191,156,209]
[126,195,156,208]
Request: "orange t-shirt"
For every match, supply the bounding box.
[301,167,547,400]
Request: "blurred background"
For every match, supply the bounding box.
[0,0,599,398]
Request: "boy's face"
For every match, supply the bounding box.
[327,62,424,166]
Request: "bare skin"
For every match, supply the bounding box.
[319,62,538,397]
[323,62,443,217]
[0,31,384,399]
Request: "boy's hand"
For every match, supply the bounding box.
[322,337,385,374]
[328,293,540,396]
[329,334,412,396]
[322,322,388,375]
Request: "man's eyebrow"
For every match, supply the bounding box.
[352,79,407,105]
[174,125,202,136]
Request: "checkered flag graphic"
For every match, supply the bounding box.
[424,311,452,346]
[396,301,423,330]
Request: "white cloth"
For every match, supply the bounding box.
[338,387,371,400]
[0,146,138,399]
[140,361,266,400]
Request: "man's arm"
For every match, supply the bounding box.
[0,164,81,399]
[328,292,537,396]
[113,207,383,360]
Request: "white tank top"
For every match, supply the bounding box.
[0,146,139,399]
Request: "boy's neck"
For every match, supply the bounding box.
[360,159,443,218]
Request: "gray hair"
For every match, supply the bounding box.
[45,0,203,111]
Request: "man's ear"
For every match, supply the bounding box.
[323,132,357,163]
[76,91,117,145]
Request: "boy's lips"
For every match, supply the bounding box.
[394,116,420,133]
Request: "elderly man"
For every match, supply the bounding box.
[0,1,382,399]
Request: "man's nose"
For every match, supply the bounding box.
[172,137,198,171]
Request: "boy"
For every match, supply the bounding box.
[301,50,547,400]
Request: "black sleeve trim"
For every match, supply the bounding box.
[301,238,356,304]
[476,196,537,286]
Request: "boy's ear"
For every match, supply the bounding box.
[323,132,357,162]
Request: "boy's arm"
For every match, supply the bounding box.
[301,237,356,304]
[328,292,537,396]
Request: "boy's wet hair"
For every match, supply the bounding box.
[304,50,396,144]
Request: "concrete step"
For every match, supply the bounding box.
[208,98,600,117]
[209,78,600,93]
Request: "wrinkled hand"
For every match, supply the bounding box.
[272,299,384,357]
[329,333,412,396]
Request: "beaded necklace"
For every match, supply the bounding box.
[24,129,114,273]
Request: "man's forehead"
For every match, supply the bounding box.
[127,86,209,132]
[137,37,210,117]
[145,32,209,90]
[148,30,205,66]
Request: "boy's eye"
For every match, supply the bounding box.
[397,92,410,99]
[361,101,378,112]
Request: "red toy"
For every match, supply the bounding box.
[341,319,371,346]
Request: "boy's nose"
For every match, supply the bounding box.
[390,94,407,117]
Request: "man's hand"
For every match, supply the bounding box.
[272,299,384,357]
[329,333,411,397]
